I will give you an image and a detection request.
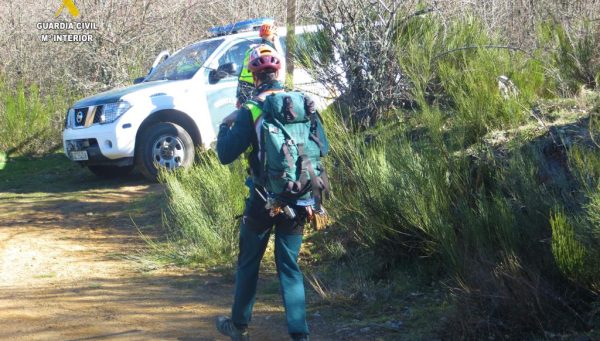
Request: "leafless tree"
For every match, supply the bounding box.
[293,0,600,126]
[0,0,598,97]
[0,0,311,94]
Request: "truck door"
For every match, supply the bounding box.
[203,38,261,135]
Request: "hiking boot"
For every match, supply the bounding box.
[215,316,249,341]
[290,333,309,341]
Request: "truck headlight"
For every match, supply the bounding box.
[100,101,132,124]
[65,108,75,128]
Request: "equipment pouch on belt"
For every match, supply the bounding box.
[307,205,330,231]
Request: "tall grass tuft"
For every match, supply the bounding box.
[396,14,545,145]
[158,152,248,267]
[538,20,600,95]
[549,146,600,292]
[551,211,588,280]
[327,119,460,269]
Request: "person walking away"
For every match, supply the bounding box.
[215,44,329,341]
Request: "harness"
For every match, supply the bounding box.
[242,89,283,157]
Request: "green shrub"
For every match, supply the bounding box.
[397,14,545,145]
[551,208,600,290]
[327,111,598,335]
[319,13,599,334]
[330,130,459,268]
[158,152,248,266]
[538,20,600,95]
[0,78,75,155]
[548,146,600,291]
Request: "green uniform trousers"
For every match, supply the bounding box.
[231,190,309,336]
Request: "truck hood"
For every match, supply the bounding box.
[71,80,172,108]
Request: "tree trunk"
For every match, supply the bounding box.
[285,0,297,88]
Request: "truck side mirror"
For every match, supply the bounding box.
[209,63,239,84]
[219,62,238,75]
[133,77,145,84]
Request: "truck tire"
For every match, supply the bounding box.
[137,122,195,181]
[88,165,134,178]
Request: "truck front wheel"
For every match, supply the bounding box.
[137,122,195,181]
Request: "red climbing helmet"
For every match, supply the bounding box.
[247,44,282,73]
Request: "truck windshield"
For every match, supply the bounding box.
[145,38,224,81]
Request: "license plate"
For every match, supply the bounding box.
[70,150,88,161]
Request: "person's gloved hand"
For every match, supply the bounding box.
[222,111,238,127]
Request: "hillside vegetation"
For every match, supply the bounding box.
[2,1,600,339]
[159,2,600,340]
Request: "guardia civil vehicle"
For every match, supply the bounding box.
[62,18,327,180]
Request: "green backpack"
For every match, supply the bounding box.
[259,91,330,206]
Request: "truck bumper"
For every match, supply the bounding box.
[63,122,136,166]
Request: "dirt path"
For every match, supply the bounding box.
[0,179,304,340]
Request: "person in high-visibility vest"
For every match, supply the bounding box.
[235,23,278,108]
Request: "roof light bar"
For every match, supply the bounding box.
[208,18,274,37]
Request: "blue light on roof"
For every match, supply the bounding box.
[209,18,274,37]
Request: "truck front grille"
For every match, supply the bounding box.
[93,105,104,123]
[73,107,89,127]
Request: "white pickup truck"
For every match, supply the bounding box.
[63,18,327,180]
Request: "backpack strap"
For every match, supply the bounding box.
[242,100,263,161]
[243,100,263,126]
[281,141,294,170]
[305,97,326,156]
[309,125,324,154]
[296,143,323,207]
[318,166,331,200]
[283,96,298,122]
